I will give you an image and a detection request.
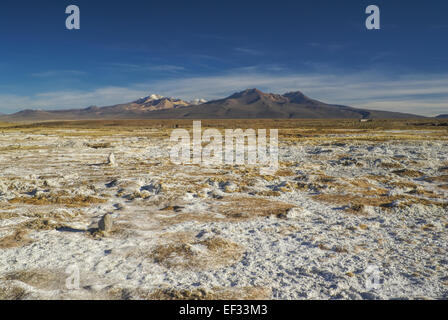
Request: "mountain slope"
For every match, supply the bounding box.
[0,89,425,121]
[138,89,424,120]
[0,95,193,121]
[436,114,448,119]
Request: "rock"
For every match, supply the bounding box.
[0,180,8,195]
[113,203,125,210]
[107,153,117,166]
[284,207,302,219]
[98,214,113,232]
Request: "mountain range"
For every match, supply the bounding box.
[0,89,428,121]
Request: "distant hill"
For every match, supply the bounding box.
[0,94,194,121]
[436,114,448,119]
[0,89,425,121]
[133,89,425,120]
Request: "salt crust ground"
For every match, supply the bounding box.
[0,126,447,299]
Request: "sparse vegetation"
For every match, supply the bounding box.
[149,237,243,270]
[9,195,107,207]
[1,119,447,299]
[0,230,33,249]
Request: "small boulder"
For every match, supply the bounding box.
[107,153,117,167]
[98,214,113,232]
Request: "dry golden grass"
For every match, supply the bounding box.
[262,224,301,236]
[388,181,419,189]
[275,168,295,177]
[0,210,18,219]
[313,193,393,209]
[256,190,282,197]
[3,119,447,141]
[0,284,28,300]
[155,197,296,226]
[146,286,271,300]
[93,220,149,240]
[20,218,62,231]
[345,204,367,215]
[348,179,388,196]
[363,175,391,184]
[392,169,425,178]
[217,197,295,219]
[0,230,33,249]
[380,162,403,169]
[86,142,112,149]
[9,195,106,207]
[0,145,44,152]
[424,175,448,183]
[1,270,65,290]
[406,188,438,197]
[313,192,447,210]
[155,211,223,226]
[149,236,243,270]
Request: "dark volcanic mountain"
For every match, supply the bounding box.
[0,89,424,121]
[436,114,448,119]
[141,89,424,119]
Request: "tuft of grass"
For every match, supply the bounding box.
[314,191,447,210]
[345,272,355,277]
[147,286,271,300]
[0,285,28,300]
[359,224,369,230]
[1,270,65,290]
[380,162,402,169]
[9,195,106,207]
[424,175,448,183]
[0,230,33,249]
[388,181,418,189]
[86,142,111,149]
[392,169,424,178]
[345,203,367,215]
[313,193,396,209]
[0,211,19,219]
[217,197,295,219]
[149,237,243,270]
[20,218,62,231]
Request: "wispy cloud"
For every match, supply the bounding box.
[104,63,186,73]
[233,47,263,56]
[1,70,447,116]
[31,70,87,78]
[147,65,185,72]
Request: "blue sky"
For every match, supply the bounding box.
[0,0,447,115]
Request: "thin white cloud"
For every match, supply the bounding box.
[1,71,447,116]
[233,47,263,56]
[146,65,185,72]
[104,63,185,73]
[31,70,87,78]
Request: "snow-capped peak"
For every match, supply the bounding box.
[190,98,207,105]
[148,94,164,100]
[136,94,165,104]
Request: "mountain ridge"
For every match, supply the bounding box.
[0,89,427,121]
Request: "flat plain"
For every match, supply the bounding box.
[0,119,447,299]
